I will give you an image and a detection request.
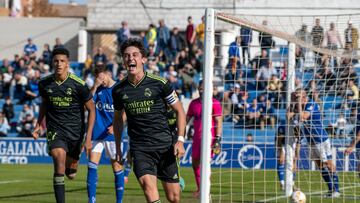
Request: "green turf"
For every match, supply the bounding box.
[0,164,360,202]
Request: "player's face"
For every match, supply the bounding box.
[123,46,146,76]
[52,54,69,76]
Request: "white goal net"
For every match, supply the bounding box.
[201,8,360,203]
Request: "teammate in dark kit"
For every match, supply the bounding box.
[112,38,186,203]
[32,47,96,203]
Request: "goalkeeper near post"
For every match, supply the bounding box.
[112,38,186,203]
[186,80,223,198]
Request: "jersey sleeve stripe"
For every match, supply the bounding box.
[165,91,179,105]
[147,73,167,84]
[69,73,86,85]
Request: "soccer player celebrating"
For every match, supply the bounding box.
[296,89,340,198]
[112,38,186,203]
[87,64,125,203]
[186,81,222,198]
[32,47,96,203]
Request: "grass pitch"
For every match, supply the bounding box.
[1,164,360,202]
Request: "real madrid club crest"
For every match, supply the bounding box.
[144,88,152,97]
[66,88,72,96]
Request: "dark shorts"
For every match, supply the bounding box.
[46,131,84,160]
[131,147,179,183]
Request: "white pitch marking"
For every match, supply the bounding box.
[259,184,360,202]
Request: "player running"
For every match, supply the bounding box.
[112,38,186,203]
[32,47,96,203]
[297,89,340,198]
[87,64,125,203]
[186,81,222,198]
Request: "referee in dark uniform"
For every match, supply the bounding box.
[112,38,186,203]
[32,48,96,203]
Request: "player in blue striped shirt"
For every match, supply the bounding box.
[87,65,126,203]
[297,89,340,198]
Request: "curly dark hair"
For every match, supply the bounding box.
[120,38,146,58]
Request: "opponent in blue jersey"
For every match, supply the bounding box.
[345,107,360,177]
[297,89,340,198]
[87,65,125,203]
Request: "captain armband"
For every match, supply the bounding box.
[165,91,179,105]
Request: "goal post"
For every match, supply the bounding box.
[200,8,360,203]
[200,8,215,203]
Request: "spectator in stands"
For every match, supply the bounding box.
[344,20,359,50]
[315,59,336,91]
[24,60,36,78]
[246,98,262,129]
[168,71,182,96]
[0,73,4,99]
[186,16,196,58]
[295,77,303,89]
[180,63,196,98]
[2,96,14,122]
[17,104,35,137]
[13,70,28,101]
[240,26,252,65]
[323,22,343,66]
[23,38,37,59]
[251,49,268,76]
[3,65,13,98]
[295,24,312,57]
[1,58,9,73]
[258,20,274,54]
[156,19,171,61]
[42,44,52,65]
[11,54,20,70]
[146,57,160,75]
[228,36,242,71]
[20,70,40,106]
[345,79,359,107]
[333,112,347,138]
[246,133,253,142]
[266,74,283,107]
[169,27,187,62]
[146,24,157,47]
[175,49,189,70]
[93,47,107,65]
[311,18,325,65]
[260,99,276,129]
[53,37,65,49]
[231,87,250,124]
[117,21,131,47]
[193,16,205,49]
[140,31,148,49]
[256,60,277,90]
[225,68,244,91]
[0,111,10,137]
[41,64,51,78]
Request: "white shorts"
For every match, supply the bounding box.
[92,140,117,160]
[308,139,332,162]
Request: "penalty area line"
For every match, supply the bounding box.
[259,184,360,202]
[0,180,24,184]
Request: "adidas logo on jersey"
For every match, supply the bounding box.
[173,174,178,179]
[122,94,129,99]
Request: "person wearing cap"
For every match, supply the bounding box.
[32,47,96,203]
[23,38,38,59]
[344,20,359,50]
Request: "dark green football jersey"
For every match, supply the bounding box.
[39,73,92,140]
[112,72,179,151]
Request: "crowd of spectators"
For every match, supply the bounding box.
[0,16,359,138]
